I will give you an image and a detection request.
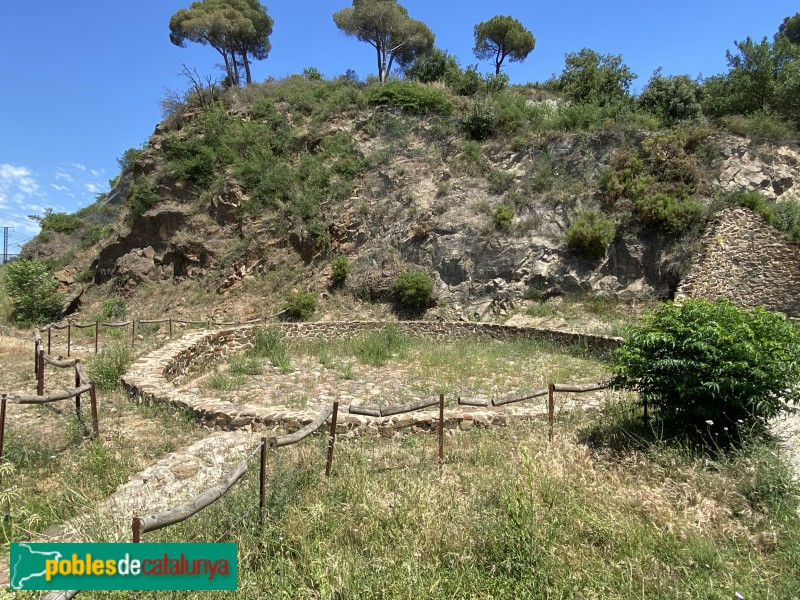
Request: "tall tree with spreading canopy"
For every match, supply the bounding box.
[169,0,273,86]
[473,15,535,75]
[333,0,434,82]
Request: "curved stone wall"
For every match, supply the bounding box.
[120,322,621,433]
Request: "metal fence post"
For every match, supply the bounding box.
[47,327,51,355]
[0,395,7,462]
[37,349,44,396]
[325,402,339,477]
[132,517,142,543]
[131,321,135,346]
[67,322,72,357]
[548,383,555,442]
[259,438,267,521]
[89,382,99,438]
[75,366,81,416]
[168,318,173,338]
[438,393,445,465]
[95,322,99,354]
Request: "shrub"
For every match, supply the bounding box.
[127,179,160,219]
[99,298,126,321]
[635,193,705,233]
[638,70,703,125]
[488,169,515,194]
[33,209,84,235]
[365,81,452,115]
[449,65,483,96]
[774,199,800,242]
[394,270,434,312]
[721,189,775,223]
[493,204,515,231]
[228,353,262,377]
[565,210,615,259]
[612,299,800,439]
[302,67,323,81]
[330,255,351,284]
[462,104,495,141]
[3,259,63,326]
[89,343,133,391]
[283,292,317,321]
[405,48,461,84]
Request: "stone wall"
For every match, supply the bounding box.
[121,322,620,432]
[677,208,800,316]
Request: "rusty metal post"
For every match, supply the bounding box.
[75,367,81,416]
[0,395,7,462]
[89,382,99,438]
[131,321,135,346]
[37,349,44,396]
[47,327,51,355]
[168,318,173,338]
[548,383,555,442]
[67,322,72,357]
[325,402,339,477]
[259,437,267,521]
[132,517,142,543]
[33,339,39,378]
[438,393,445,464]
[95,322,99,354]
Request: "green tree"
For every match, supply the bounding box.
[3,259,63,327]
[725,37,777,114]
[333,0,434,82]
[777,12,800,45]
[612,299,800,440]
[404,47,461,84]
[557,48,636,106]
[473,15,535,75]
[169,0,273,86]
[639,68,703,125]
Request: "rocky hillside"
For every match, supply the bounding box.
[22,78,800,321]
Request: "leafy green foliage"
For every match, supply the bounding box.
[365,80,453,115]
[89,343,133,390]
[493,204,515,231]
[3,259,62,327]
[612,299,800,438]
[462,103,495,140]
[251,327,291,372]
[330,255,351,284]
[774,199,800,242]
[556,48,636,107]
[283,292,317,321]
[565,210,615,259]
[394,270,434,312]
[473,15,536,75]
[32,209,83,234]
[404,47,460,84]
[98,298,126,321]
[354,324,407,366]
[639,69,703,125]
[127,178,160,219]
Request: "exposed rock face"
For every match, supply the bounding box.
[677,208,800,316]
[716,135,800,200]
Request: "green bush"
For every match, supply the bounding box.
[89,343,133,390]
[449,65,483,96]
[774,199,800,242]
[394,271,434,312]
[462,104,495,141]
[3,259,63,327]
[635,193,705,233]
[283,292,317,321]
[330,255,351,284]
[493,204,515,231]
[565,210,615,259]
[34,209,84,234]
[365,81,453,115]
[127,179,160,219]
[99,298,126,321]
[228,353,263,377]
[612,299,800,439]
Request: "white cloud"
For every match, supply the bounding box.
[0,163,40,201]
[50,184,69,192]
[55,171,74,182]
[85,183,102,194]
[70,163,87,171]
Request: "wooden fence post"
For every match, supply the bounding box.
[259,437,267,521]
[438,393,445,465]
[67,322,72,358]
[95,322,99,354]
[548,383,555,442]
[37,349,44,396]
[33,339,39,378]
[0,395,7,462]
[325,402,339,477]
[89,382,99,438]
[132,517,142,543]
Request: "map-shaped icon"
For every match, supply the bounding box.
[10,543,63,590]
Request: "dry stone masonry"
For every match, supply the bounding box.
[121,322,620,434]
[677,208,800,316]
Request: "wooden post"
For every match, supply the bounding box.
[95,322,99,354]
[168,318,173,338]
[67,322,72,357]
[259,437,267,521]
[132,517,142,543]
[0,395,7,462]
[131,321,135,346]
[89,382,99,438]
[548,383,555,443]
[325,402,339,477]
[643,398,649,424]
[37,349,44,396]
[34,340,39,378]
[47,328,51,355]
[438,393,445,465]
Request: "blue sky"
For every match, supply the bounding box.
[1,0,797,250]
